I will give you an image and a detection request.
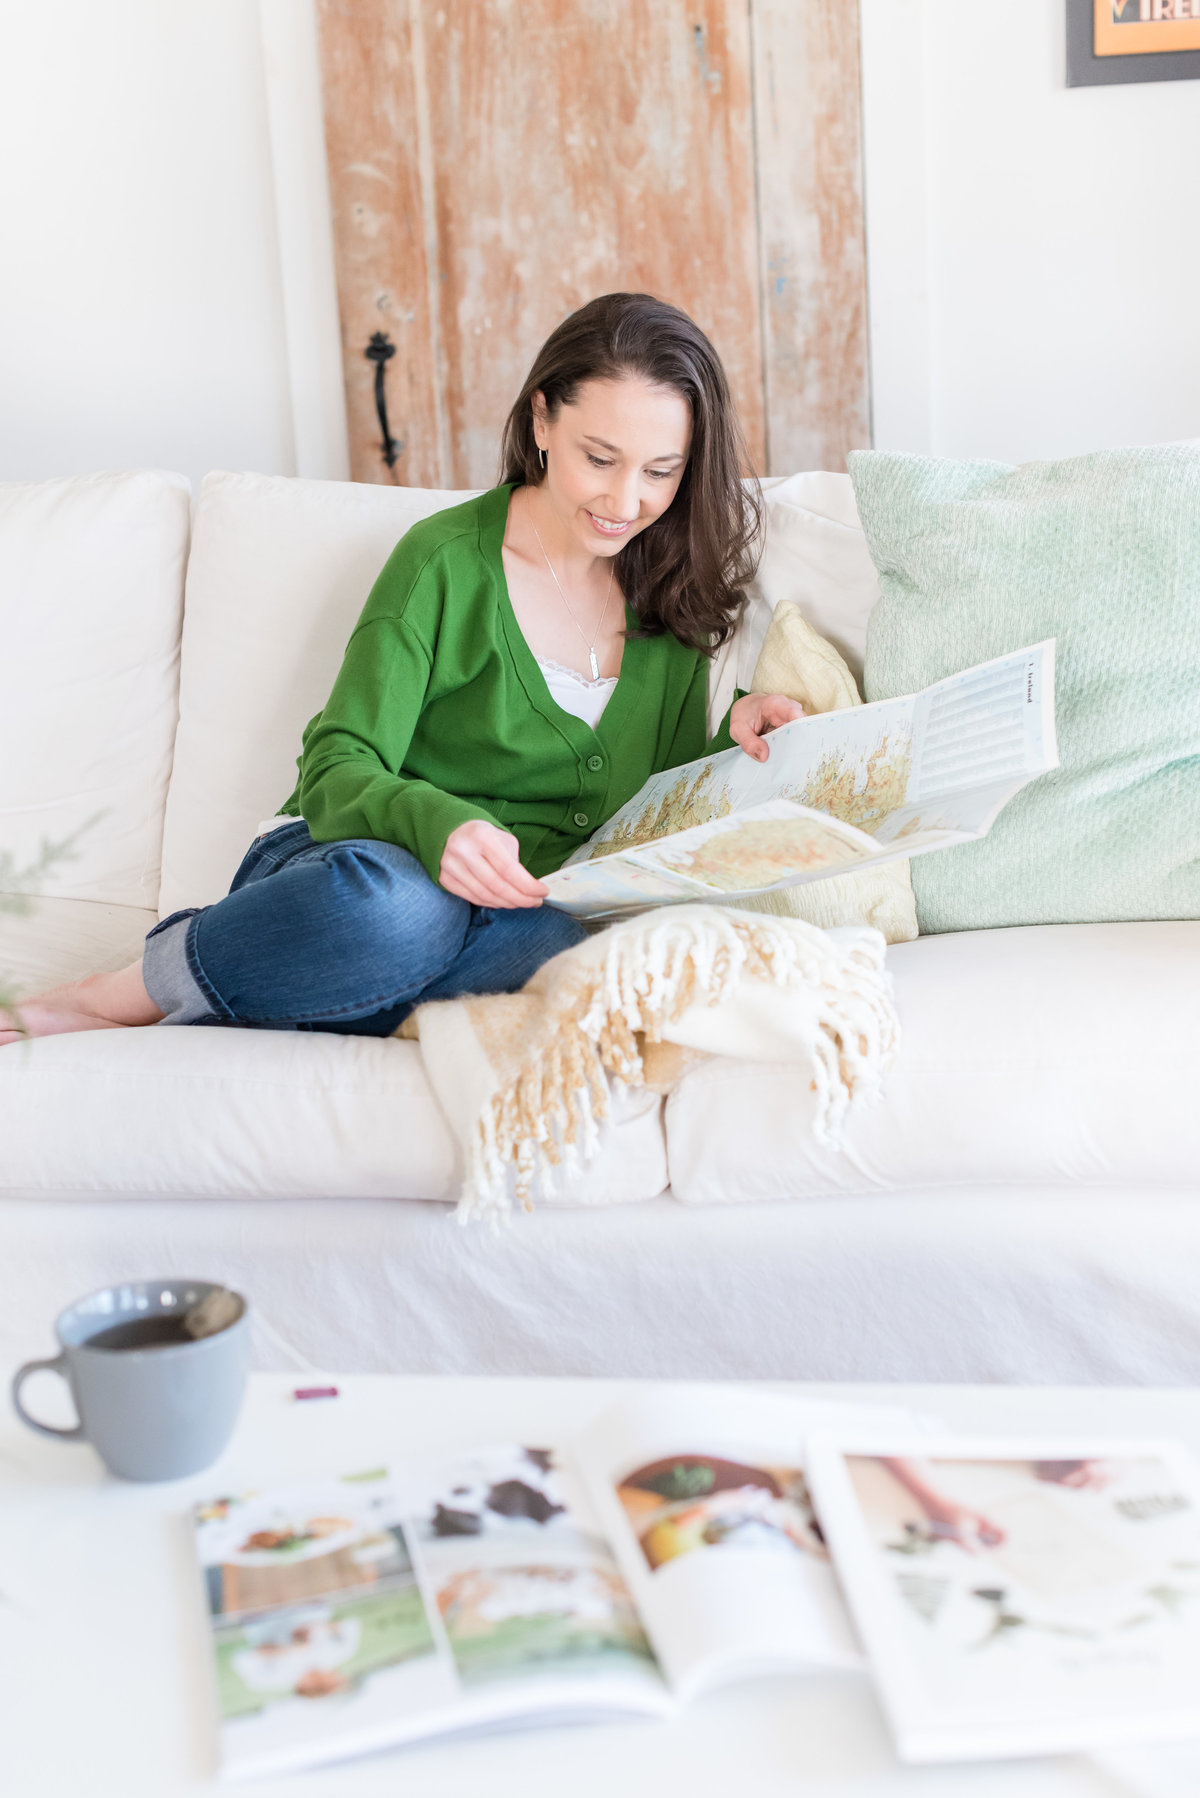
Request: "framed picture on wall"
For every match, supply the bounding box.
[1067,0,1200,84]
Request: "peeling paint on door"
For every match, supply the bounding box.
[318,0,868,487]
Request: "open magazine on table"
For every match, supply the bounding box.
[805,1433,1200,1764]
[191,1386,920,1780]
[542,640,1058,919]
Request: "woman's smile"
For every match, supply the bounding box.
[584,508,636,538]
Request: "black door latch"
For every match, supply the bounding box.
[364,332,401,471]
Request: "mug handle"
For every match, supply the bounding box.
[11,1354,85,1441]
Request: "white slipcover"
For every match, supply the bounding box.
[7,1187,1200,1386]
[0,896,157,996]
[0,1022,665,1208]
[667,921,1200,1203]
[158,474,480,916]
[0,469,189,910]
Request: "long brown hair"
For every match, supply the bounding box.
[499,293,760,652]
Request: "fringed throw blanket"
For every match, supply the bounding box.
[402,905,899,1229]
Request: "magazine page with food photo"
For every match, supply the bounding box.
[571,1386,924,1703]
[194,1473,457,1779]
[396,1441,669,1721]
[194,1447,670,1780]
[805,1435,1200,1764]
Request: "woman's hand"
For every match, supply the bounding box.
[917,1497,1005,1553]
[439,819,549,909]
[729,692,805,762]
[879,1459,1005,1552]
[1034,1459,1109,1490]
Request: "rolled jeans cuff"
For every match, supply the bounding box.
[143,910,224,1026]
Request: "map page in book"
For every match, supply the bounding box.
[542,642,1057,919]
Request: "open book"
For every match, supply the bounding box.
[542,640,1058,919]
[192,1387,919,1780]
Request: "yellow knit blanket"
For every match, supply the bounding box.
[401,904,899,1228]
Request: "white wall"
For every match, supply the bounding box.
[2,0,1196,487]
[861,0,1200,462]
[0,1,300,489]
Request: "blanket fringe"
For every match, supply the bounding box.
[456,910,898,1231]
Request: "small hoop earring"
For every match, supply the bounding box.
[538,446,546,472]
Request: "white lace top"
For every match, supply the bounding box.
[533,655,618,730]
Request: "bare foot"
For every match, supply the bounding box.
[0,960,163,1047]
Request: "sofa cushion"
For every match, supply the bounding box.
[706,472,880,734]
[751,472,881,685]
[0,896,157,999]
[0,469,189,909]
[854,445,1200,932]
[0,1018,667,1207]
[665,920,1200,1203]
[158,473,480,915]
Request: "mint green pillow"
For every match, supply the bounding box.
[851,446,1200,933]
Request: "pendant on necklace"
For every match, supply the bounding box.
[589,649,600,681]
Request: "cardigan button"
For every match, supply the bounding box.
[573,812,589,828]
[586,754,603,772]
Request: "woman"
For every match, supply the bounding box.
[2,293,800,1045]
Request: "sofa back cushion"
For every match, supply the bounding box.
[855,445,1200,933]
[752,472,881,684]
[158,474,477,914]
[159,469,880,915]
[0,469,189,909]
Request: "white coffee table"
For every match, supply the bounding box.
[6,1372,1200,1798]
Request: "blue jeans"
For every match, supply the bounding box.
[142,821,587,1035]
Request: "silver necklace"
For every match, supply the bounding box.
[529,518,615,682]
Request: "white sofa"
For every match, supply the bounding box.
[3,468,1199,1385]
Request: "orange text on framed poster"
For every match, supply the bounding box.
[1095,0,1200,55]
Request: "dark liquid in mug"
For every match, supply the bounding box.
[87,1316,194,1351]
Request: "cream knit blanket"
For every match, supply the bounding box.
[402,905,898,1229]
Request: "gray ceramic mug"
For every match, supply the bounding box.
[10,1279,250,1481]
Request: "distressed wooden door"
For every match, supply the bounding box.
[317,0,867,486]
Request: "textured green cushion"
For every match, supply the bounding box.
[852,446,1200,933]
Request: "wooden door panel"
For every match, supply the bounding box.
[752,0,870,473]
[318,0,443,487]
[422,1,763,488]
[318,0,867,487]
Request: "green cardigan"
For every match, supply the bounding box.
[279,484,734,881]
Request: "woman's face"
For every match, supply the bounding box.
[533,375,691,558]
